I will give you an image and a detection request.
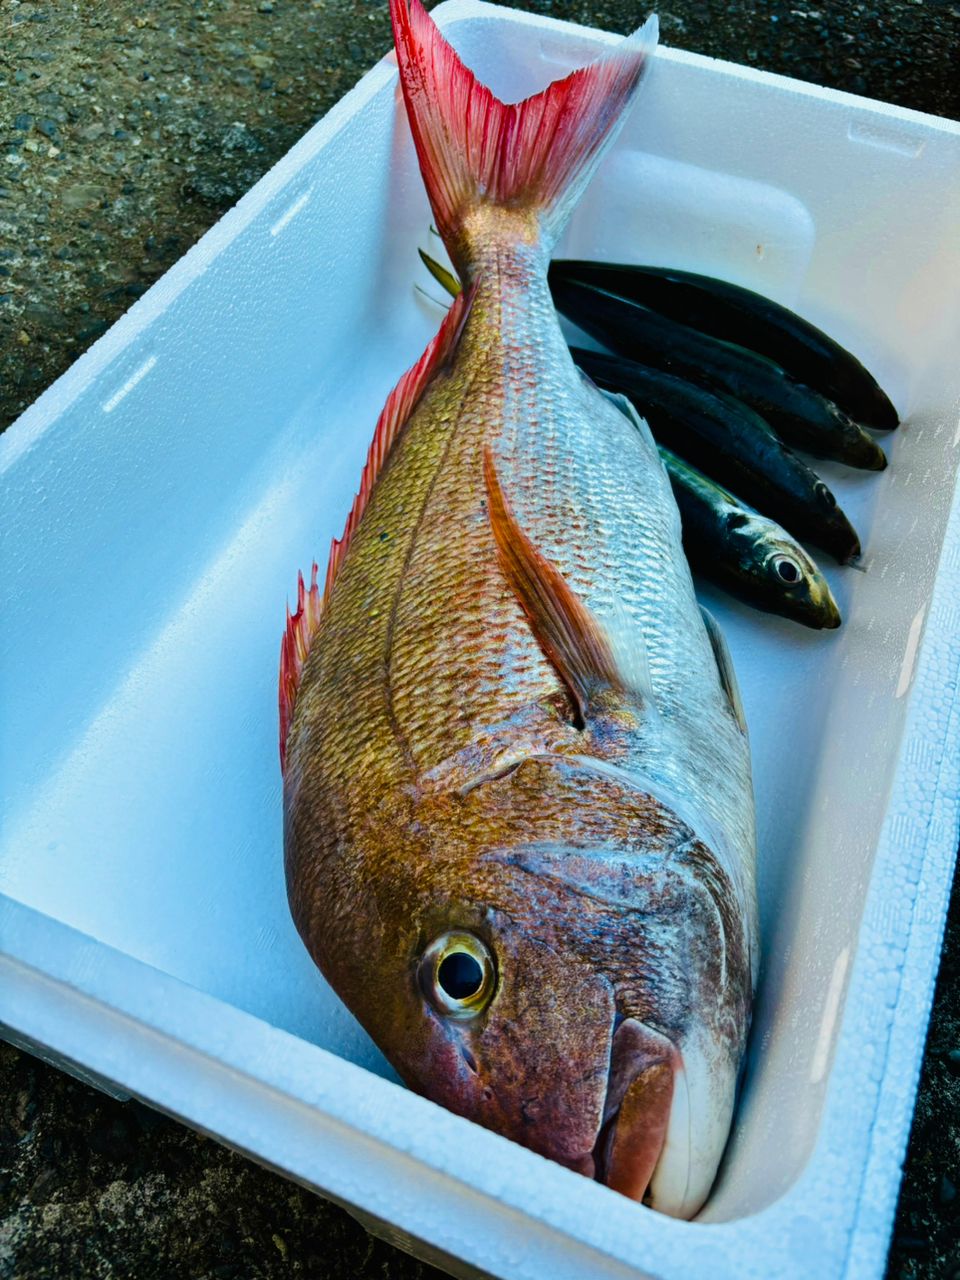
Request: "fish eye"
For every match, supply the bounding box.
[420,931,495,1018]
[772,554,803,585]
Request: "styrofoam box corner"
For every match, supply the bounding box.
[2,4,960,1277]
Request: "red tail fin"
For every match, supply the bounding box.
[390,0,657,260]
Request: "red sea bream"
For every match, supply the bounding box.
[279,0,758,1217]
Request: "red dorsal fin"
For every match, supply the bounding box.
[279,288,471,771]
[390,0,657,261]
[483,447,625,727]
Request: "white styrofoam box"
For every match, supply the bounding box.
[2,3,959,1276]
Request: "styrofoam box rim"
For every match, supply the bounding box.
[2,5,960,1278]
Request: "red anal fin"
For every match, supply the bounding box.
[279,288,472,772]
[483,447,622,726]
[279,563,322,772]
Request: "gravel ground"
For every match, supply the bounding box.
[1,1,959,1277]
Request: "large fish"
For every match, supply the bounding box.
[280,0,758,1218]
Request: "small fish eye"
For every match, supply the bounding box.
[772,554,802,585]
[420,931,495,1018]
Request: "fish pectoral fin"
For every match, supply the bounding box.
[596,386,654,444]
[483,448,646,726]
[603,594,657,712]
[700,605,747,734]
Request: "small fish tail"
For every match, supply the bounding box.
[390,0,658,266]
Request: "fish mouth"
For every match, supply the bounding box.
[818,594,842,629]
[591,1017,682,1207]
[591,1018,696,1208]
[802,581,842,630]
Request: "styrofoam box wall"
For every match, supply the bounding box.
[2,4,959,1278]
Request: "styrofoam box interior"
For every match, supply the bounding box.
[2,5,960,1278]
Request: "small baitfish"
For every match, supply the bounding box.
[655,443,842,629]
[551,277,888,471]
[550,259,899,432]
[280,0,758,1218]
